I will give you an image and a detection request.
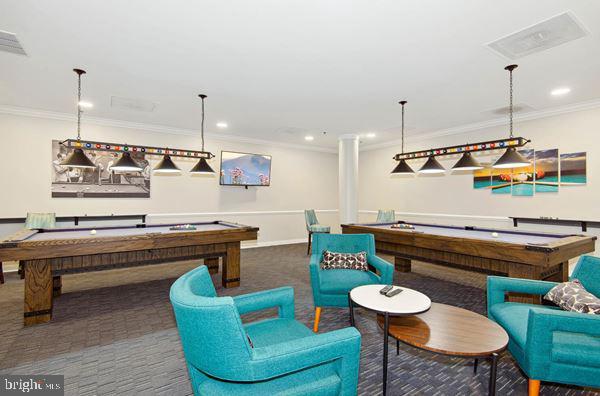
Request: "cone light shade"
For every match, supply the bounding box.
[493,147,530,169]
[61,148,96,168]
[190,157,215,174]
[391,159,414,174]
[154,154,181,173]
[111,152,143,172]
[418,156,445,174]
[452,152,483,171]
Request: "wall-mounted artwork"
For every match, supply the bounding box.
[219,151,272,186]
[512,149,535,197]
[534,149,559,193]
[491,166,512,194]
[51,140,151,198]
[473,164,492,189]
[560,152,587,185]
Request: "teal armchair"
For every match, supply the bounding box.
[170,265,362,395]
[305,209,331,255]
[487,255,600,395]
[376,209,395,223]
[309,233,394,332]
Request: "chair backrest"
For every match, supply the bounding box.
[25,213,56,229]
[305,209,319,229]
[170,265,253,380]
[570,255,600,297]
[312,233,376,257]
[376,210,395,223]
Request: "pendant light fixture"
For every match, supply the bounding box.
[391,101,414,174]
[153,152,181,173]
[452,151,483,171]
[111,151,143,172]
[61,69,96,169]
[493,65,530,169]
[418,155,446,174]
[190,94,215,174]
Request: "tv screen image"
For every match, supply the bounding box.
[220,151,272,186]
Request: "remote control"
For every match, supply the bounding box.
[379,285,393,295]
[386,288,403,297]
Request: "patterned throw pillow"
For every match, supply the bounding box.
[544,279,600,315]
[321,250,368,271]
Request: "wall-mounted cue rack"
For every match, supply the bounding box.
[393,137,530,161]
[61,138,215,159]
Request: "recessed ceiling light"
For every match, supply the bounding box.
[304,135,314,141]
[216,122,228,128]
[366,132,376,138]
[551,87,571,96]
[78,101,93,108]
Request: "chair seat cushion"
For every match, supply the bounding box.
[319,269,379,295]
[244,318,313,348]
[197,361,341,396]
[490,302,560,349]
[309,224,331,233]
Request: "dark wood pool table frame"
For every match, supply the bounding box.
[342,221,596,304]
[0,221,258,326]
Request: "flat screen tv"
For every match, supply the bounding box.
[219,151,272,187]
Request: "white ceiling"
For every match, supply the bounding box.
[1,0,600,149]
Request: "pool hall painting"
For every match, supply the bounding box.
[51,140,151,198]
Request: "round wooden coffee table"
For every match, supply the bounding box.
[376,303,509,396]
[349,284,431,396]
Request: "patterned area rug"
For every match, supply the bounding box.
[0,244,597,395]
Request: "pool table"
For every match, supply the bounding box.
[0,220,258,325]
[342,221,596,304]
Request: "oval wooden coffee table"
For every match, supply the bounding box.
[377,303,508,396]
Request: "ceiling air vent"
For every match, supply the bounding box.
[111,96,156,112]
[0,30,26,55]
[487,12,588,59]
[486,103,534,116]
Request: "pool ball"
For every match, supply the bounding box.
[491,232,499,238]
[90,229,97,235]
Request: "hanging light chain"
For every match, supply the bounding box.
[199,94,207,152]
[505,64,517,139]
[399,100,407,154]
[76,71,83,141]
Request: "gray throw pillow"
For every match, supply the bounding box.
[321,250,368,271]
[544,279,600,315]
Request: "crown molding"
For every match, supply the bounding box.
[0,105,337,154]
[360,97,600,152]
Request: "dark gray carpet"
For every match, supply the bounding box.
[0,244,597,395]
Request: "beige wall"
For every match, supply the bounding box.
[0,113,339,244]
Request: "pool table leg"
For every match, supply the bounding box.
[205,257,219,275]
[23,260,53,326]
[394,257,411,273]
[507,264,542,304]
[53,276,62,297]
[223,242,241,288]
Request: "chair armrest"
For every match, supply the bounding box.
[526,308,600,373]
[487,276,557,312]
[368,255,394,284]
[233,286,294,319]
[250,327,361,380]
